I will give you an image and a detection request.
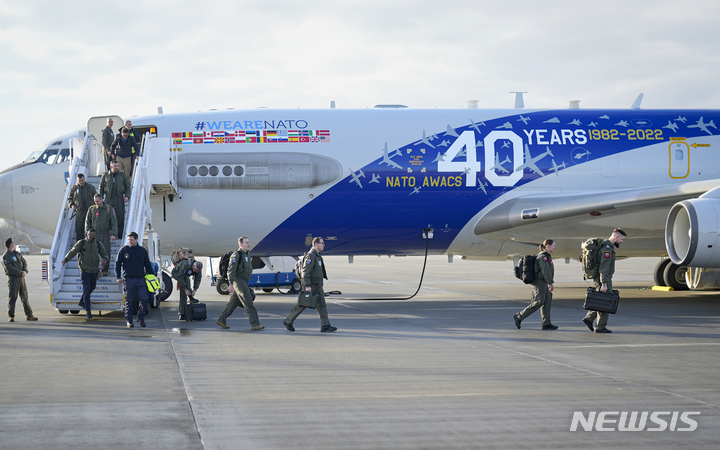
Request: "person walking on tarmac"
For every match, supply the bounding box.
[67,173,97,240]
[61,229,109,319]
[216,237,264,330]
[2,238,38,322]
[85,194,117,276]
[99,161,131,237]
[283,237,337,333]
[173,258,203,320]
[513,239,558,330]
[583,228,627,334]
[115,232,154,328]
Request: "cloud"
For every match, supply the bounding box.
[2,0,720,170]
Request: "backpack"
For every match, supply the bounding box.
[218,251,233,278]
[171,247,193,266]
[294,252,310,280]
[514,255,537,284]
[580,237,605,280]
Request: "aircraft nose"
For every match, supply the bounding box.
[0,171,15,223]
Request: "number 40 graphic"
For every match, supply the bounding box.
[437,130,523,187]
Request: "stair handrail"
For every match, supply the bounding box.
[49,132,93,295]
[122,133,153,251]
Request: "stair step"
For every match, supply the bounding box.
[54,301,123,312]
[61,283,123,293]
[62,268,118,278]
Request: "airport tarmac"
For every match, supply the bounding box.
[1,255,719,449]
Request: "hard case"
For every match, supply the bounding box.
[583,287,620,314]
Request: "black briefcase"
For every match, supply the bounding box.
[583,287,620,314]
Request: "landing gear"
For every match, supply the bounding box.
[663,262,689,291]
[653,259,672,286]
[216,277,230,295]
[155,271,173,301]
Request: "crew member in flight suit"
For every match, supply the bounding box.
[99,161,131,238]
[61,229,109,319]
[216,237,264,330]
[173,258,203,320]
[101,117,114,171]
[513,239,557,330]
[283,237,337,333]
[583,228,627,334]
[85,194,117,276]
[67,173,97,240]
[2,238,38,322]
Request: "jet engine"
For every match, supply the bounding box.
[665,187,720,268]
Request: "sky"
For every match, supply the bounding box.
[1,0,720,171]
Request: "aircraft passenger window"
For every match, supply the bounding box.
[187,166,198,176]
[222,166,232,176]
[198,166,208,176]
[675,149,684,161]
[209,166,219,176]
[234,166,244,176]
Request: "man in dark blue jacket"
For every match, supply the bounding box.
[115,231,154,328]
[111,128,140,177]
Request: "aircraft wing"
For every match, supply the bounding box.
[474,179,720,235]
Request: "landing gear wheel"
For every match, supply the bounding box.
[654,259,672,286]
[155,271,173,302]
[216,277,230,295]
[663,262,689,291]
[70,310,80,315]
[59,310,69,314]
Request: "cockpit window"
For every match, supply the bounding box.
[56,148,71,164]
[23,150,43,163]
[29,147,71,165]
[36,148,59,165]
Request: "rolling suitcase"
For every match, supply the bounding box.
[583,287,620,314]
[185,296,207,321]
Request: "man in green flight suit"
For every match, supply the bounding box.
[101,117,114,171]
[283,237,337,333]
[2,238,38,322]
[67,173,97,240]
[583,228,627,334]
[216,237,264,330]
[85,194,117,276]
[173,258,203,320]
[61,229,109,319]
[99,161,131,238]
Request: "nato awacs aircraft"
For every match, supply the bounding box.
[1,94,720,313]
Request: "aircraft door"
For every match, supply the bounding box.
[669,142,690,179]
[87,115,123,176]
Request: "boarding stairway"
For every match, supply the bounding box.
[47,116,179,314]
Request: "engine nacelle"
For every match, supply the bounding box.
[665,190,720,267]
